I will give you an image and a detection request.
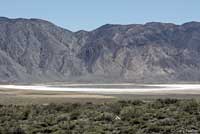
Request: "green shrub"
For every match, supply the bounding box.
[0,99,199,133]
[120,106,143,120]
[70,111,80,120]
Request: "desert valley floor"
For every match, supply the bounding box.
[1,84,200,105]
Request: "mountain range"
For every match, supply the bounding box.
[0,17,200,83]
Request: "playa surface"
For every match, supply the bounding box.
[1,83,200,105]
[1,84,200,93]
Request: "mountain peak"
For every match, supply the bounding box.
[0,17,10,21]
[182,21,200,28]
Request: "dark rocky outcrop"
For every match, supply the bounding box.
[0,17,200,83]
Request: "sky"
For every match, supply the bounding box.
[0,0,200,31]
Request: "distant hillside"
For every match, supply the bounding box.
[0,17,200,83]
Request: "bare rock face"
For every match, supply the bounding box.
[0,17,86,83]
[0,17,200,83]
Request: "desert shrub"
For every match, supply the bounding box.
[94,112,114,122]
[9,126,26,134]
[160,98,178,105]
[71,103,81,109]
[107,102,122,114]
[118,100,129,107]
[120,106,143,121]
[70,110,81,120]
[56,114,69,122]
[118,126,138,134]
[131,100,144,106]
[130,118,145,126]
[155,110,168,119]
[179,99,199,114]
[150,99,165,109]
[145,124,163,133]
[0,99,200,133]
[159,118,176,126]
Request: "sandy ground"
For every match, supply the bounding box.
[18,94,115,99]
[0,89,116,105]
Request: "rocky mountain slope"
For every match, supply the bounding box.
[0,17,200,83]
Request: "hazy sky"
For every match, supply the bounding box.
[0,0,200,31]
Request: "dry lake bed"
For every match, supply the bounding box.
[1,83,200,105]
